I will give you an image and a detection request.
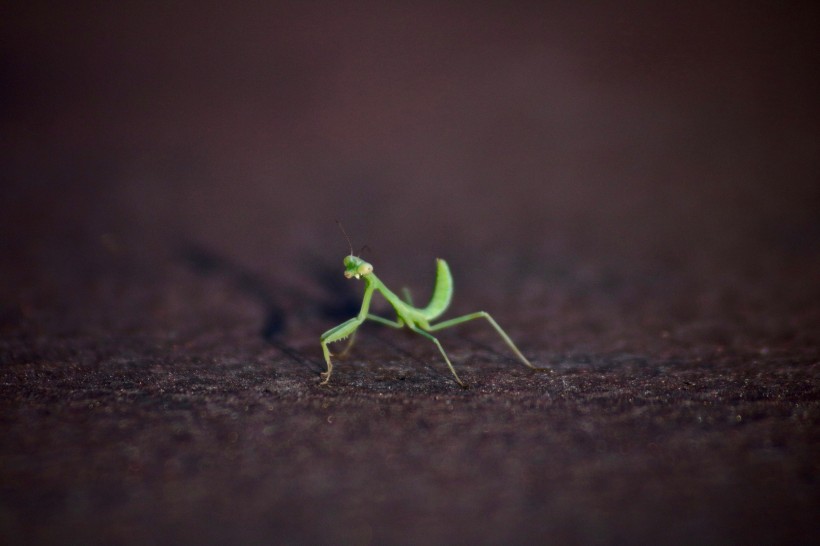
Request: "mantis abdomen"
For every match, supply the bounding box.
[419,259,452,321]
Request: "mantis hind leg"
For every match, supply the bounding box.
[428,311,545,371]
[408,326,466,388]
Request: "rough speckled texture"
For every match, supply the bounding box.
[2,253,817,545]
[2,2,819,545]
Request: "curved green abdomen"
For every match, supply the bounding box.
[421,259,453,321]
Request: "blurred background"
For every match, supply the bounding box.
[3,1,817,295]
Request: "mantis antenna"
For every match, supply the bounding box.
[357,244,372,257]
[335,219,354,256]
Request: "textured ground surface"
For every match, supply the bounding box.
[2,2,819,545]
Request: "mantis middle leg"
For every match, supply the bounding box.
[338,314,404,357]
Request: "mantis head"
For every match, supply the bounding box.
[335,221,372,279]
[343,255,373,279]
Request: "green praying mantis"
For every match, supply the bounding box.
[319,224,544,387]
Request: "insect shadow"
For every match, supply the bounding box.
[180,243,287,340]
[301,253,361,321]
[179,243,351,372]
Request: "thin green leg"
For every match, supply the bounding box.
[320,317,363,384]
[319,284,377,385]
[367,314,404,328]
[338,313,403,357]
[401,287,414,305]
[408,326,466,387]
[338,330,358,357]
[428,311,544,370]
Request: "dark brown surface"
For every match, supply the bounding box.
[2,2,819,545]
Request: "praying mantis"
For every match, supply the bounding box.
[319,224,543,387]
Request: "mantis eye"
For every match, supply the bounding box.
[358,264,373,275]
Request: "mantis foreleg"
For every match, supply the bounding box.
[320,317,364,384]
[319,284,377,385]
